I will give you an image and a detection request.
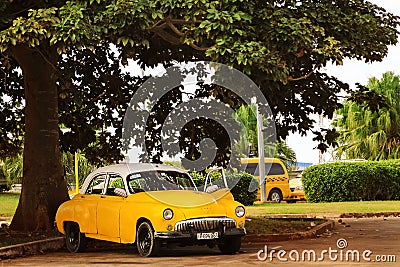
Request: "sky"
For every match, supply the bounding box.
[287,0,400,164]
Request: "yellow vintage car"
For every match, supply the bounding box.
[55,163,246,257]
[287,176,307,203]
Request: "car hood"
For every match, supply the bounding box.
[138,189,233,219]
[144,189,229,206]
[289,178,303,188]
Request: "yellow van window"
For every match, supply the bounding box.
[243,163,285,176]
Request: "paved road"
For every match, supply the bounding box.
[1,217,399,266]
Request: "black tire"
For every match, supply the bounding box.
[218,236,241,254]
[269,189,282,203]
[136,221,160,257]
[65,223,87,253]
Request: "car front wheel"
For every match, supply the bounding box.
[269,189,283,203]
[65,223,87,253]
[136,221,160,257]
[218,236,241,254]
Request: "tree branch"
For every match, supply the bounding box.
[165,18,185,37]
[149,17,212,51]
[151,27,182,45]
[149,18,202,29]
[0,67,6,89]
[287,63,322,82]
[91,90,107,102]
[189,42,212,51]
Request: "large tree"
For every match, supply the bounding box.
[334,72,400,160]
[0,0,399,231]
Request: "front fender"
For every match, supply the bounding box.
[55,201,75,234]
[119,194,186,243]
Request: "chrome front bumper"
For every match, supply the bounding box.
[154,217,245,241]
[175,217,236,232]
[154,228,246,240]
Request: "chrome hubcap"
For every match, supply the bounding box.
[271,192,280,202]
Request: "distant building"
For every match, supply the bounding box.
[295,162,313,170]
[288,162,313,179]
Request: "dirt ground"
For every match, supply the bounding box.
[1,217,399,266]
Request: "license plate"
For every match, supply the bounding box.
[197,232,219,240]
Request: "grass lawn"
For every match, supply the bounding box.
[247,200,400,216]
[0,192,20,217]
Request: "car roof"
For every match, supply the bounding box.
[240,158,284,164]
[79,163,190,195]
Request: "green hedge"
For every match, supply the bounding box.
[302,160,400,202]
[191,171,258,206]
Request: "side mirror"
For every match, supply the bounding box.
[114,188,127,198]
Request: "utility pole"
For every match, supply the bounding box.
[256,104,267,202]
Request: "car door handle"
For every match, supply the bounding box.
[101,195,106,198]
[80,195,85,198]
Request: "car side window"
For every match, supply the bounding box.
[243,163,285,176]
[86,174,107,195]
[105,173,125,196]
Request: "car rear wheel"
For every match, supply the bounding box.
[218,236,241,254]
[269,189,282,203]
[136,221,160,257]
[65,223,87,253]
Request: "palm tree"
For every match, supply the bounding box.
[233,104,296,168]
[2,153,23,184]
[61,150,95,188]
[275,141,297,167]
[334,72,400,160]
[1,151,94,189]
[233,105,258,156]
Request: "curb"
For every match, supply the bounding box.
[243,219,335,243]
[0,237,64,260]
[339,212,400,218]
[257,212,400,219]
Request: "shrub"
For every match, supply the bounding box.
[302,160,400,202]
[226,171,258,206]
[190,171,205,187]
[190,170,258,205]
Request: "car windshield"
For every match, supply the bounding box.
[127,170,196,193]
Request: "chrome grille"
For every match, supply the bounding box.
[175,218,236,232]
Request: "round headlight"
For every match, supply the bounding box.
[163,208,174,220]
[235,206,245,218]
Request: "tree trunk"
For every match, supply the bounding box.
[9,44,69,232]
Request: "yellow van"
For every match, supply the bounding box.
[241,158,291,203]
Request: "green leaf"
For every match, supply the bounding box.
[122,37,129,46]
